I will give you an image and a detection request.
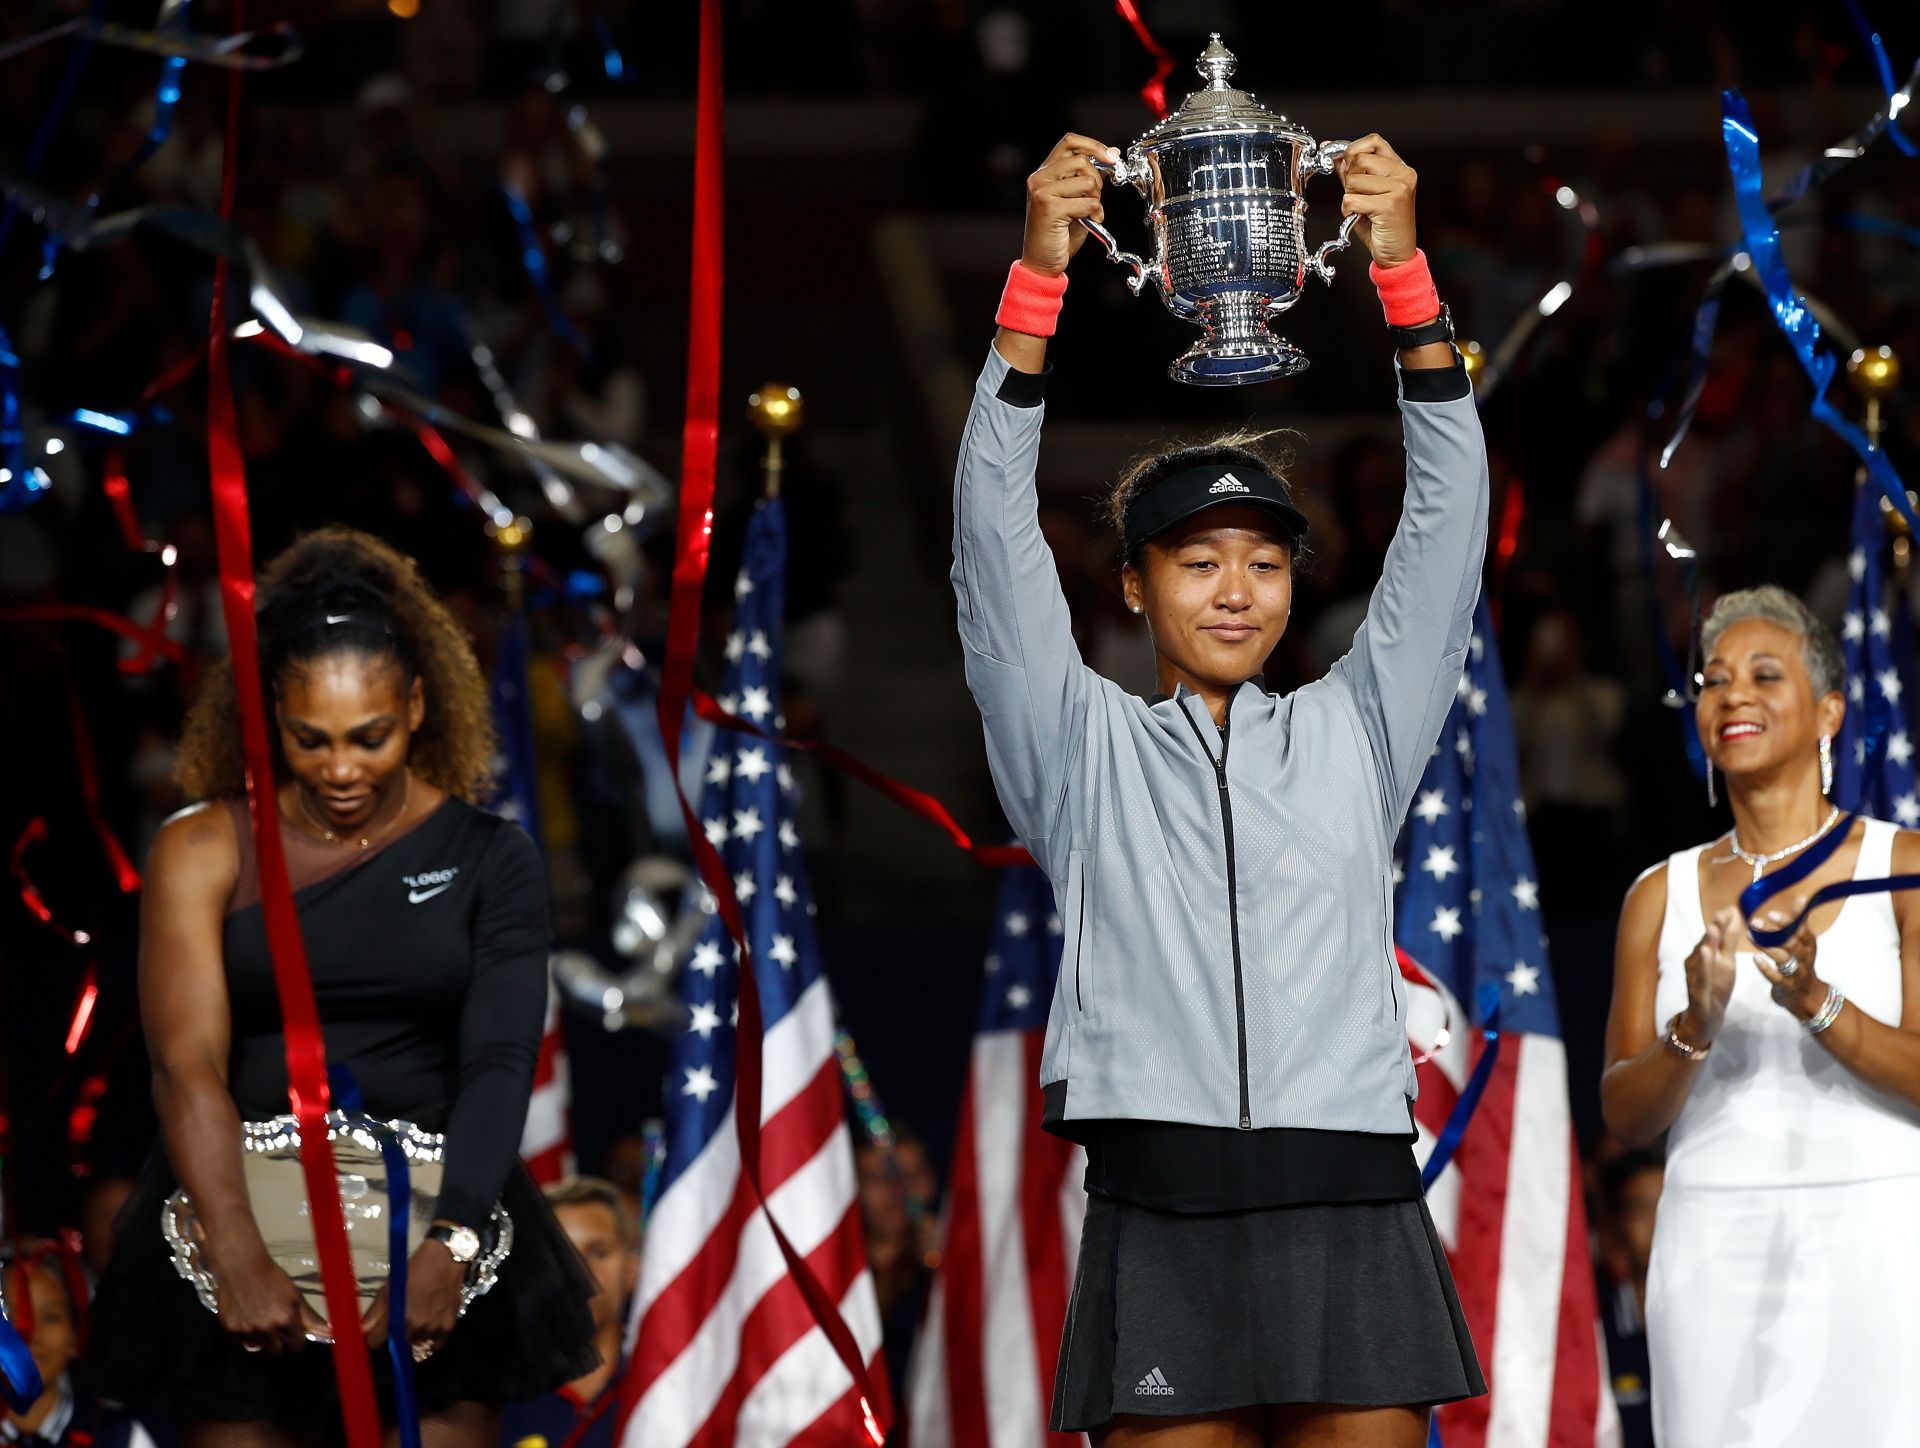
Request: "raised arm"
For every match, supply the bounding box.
[951,134,1113,851]
[1326,137,1489,827]
[141,804,327,1352]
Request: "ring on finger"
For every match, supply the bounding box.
[1778,954,1800,978]
[412,1341,437,1363]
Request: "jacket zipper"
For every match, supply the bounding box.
[1074,865,1088,1011]
[1179,695,1253,1130]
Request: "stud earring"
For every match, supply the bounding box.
[1820,734,1833,797]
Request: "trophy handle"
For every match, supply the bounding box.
[1081,154,1154,297]
[1306,213,1361,286]
[1298,139,1357,285]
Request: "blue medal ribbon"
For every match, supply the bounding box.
[327,1068,423,1448]
[1420,982,1503,1192]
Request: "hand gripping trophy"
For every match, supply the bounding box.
[1084,33,1359,384]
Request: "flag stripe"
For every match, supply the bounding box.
[1018,1031,1078,1448]
[976,1034,1043,1445]
[690,1196,872,1446]
[734,1270,887,1446]
[936,1063,992,1448]
[627,1126,863,1441]
[629,1056,846,1387]
[637,978,838,1316]
[1549,1130,1605,1448]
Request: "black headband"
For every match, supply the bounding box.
[1122,462,1308,559]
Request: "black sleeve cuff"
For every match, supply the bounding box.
[1399,357,1472,403]
[995,361,1052,408]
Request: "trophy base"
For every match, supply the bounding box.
[1169,337,1310,387]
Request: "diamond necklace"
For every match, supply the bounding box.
[1728,805,1841,885]
[298,771,411,850]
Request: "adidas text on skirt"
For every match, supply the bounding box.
[1049,1193,1486,1432]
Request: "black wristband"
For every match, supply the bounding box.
[1388,303,1455,351]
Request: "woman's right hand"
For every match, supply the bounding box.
[1679,904,1740,1046]
[1021,134,1120,277]
[216,1246,332,1354]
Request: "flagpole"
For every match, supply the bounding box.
[747,381,804,499]
[488,511,535,613]
[1849,346,1906,575]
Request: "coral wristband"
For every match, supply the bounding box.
[996,261,1069,337]
[1370,249,1441,328]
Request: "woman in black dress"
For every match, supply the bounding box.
[90,527,595,1446]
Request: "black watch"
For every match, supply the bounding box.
[1388,303,1455,351]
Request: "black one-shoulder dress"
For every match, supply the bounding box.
[89,796,597,1437]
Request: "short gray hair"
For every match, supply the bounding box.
[1700,585,1843,698]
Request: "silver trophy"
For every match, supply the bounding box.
[1084,34,1358,385]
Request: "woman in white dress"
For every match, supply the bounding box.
[1602,585,1920,1447]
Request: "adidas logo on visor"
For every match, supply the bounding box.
[1209,472,1252,495]
[1135,1367,1176,1396]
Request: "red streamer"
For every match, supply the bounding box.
[9,819,91,948]
[616,3,887,1441]
[201,19,381,1443]
[0,604,184,667]
[693,692,1034,869]
[1112,0,1175,119]
[62,964,98,1056]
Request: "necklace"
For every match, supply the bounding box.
[1728,805,1841,884]
[297,771,411,850]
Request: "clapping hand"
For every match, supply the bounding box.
[1679,905,1741,1046]
[1750,903,1825,1021]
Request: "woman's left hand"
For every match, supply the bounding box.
[402,1235,467,1361]
[1750,907,1826,1021]
[1336,135,1418,268]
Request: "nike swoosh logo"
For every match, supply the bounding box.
[407,883,455,904]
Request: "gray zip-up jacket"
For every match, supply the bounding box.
[951,344,1489,1137]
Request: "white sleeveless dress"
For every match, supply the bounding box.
[1648,819,1920,1446]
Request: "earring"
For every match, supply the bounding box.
[1707,761,1717,809]
[1820,734,1834,797]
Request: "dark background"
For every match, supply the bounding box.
[3,0,1919,1245]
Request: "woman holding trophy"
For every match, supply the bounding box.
[90,529,596,1445]
[952,119,1488,1445]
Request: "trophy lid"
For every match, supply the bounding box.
[1139,34,1310,144]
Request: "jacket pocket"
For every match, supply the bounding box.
[1064,850,1090,1013]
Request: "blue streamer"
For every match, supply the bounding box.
[1634,425,1710,780]
[1723,90,1920,540]
[1420,982,1504,1191]
[1846,0,1917,158]
[328,1068,423,1448]
[590,13,629,84]
[0,1303,44,1415]
[499,183,589,358]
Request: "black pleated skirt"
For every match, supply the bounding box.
[87,1153,599,1439]
[1050,1192,1486,1432]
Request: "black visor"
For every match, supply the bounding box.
[1123,463,1308,559]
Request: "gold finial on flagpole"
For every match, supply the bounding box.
[487,514,535,612]
[747,382,804,499]
[1849,347,1910,570]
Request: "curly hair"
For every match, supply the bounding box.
[1102,427,1309,569]
[174,527,497,802]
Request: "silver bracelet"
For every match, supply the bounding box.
[1804,985,1845,1035]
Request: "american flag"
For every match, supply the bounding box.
[494,610,575,1185]
[1396,599,1619,1448]
[617,498,889,1446]
[904,864,1087,1447]
[1835,479,1918,822]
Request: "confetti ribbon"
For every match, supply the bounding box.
[9,819,94,949]
[0,14,300,69]
[0,1307,42,1414]
[200,15,381,1442]
[1111,1,1174,119]
[620,4,887,1441]
[328,1070,422,1448]
[500,183,589,359]
[833,1028,894,1150]
[1419,982,1503,1191]
[692,690,1034,868]
[1845,0,1916,158]
[1722,88,1920,539]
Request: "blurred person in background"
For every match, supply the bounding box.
[854,1127,938,1407]
[1591,1144,1663,1448]
[1604,585,1920,1446]
[499,1178,639,1448]
[3,1255,89,1448]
